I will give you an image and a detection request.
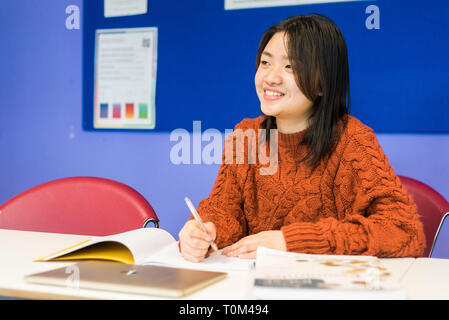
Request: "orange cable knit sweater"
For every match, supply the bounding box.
[193,115,426,257]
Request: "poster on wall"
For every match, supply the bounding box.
[225,0,361,10]
[104,0,148,17]
[93,27,157,130]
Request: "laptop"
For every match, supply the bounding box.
[25,261,227,298]
[429,212,449,259]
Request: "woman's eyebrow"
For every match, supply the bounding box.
[262,51,289,60]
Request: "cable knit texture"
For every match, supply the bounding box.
[193,115,426,257]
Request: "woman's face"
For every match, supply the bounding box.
[255,32,313,133]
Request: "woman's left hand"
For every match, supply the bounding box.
[221,230,287,259]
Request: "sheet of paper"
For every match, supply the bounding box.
[104,0,148,17]
[94,27,157,129]
[143,242,255,272]
[225,0,362,10]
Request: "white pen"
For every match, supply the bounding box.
[184,197,220,255]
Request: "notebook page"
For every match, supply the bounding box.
[97,228,176,264]
[142,242,254,272]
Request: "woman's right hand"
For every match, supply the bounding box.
[178,220,217,262]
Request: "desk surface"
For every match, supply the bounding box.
[0,229,254,300]
[0,228,448,300]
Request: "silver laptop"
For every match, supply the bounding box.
[25,261,227,298]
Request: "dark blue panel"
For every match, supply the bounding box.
[83,0,449,132]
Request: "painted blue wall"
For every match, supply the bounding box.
[0,0,448,239]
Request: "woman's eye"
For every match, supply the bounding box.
[260,60,270,66]
[285,65,292,69]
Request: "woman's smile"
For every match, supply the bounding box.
[263,87,285,101]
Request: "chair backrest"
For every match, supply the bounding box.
[0,177,159,236]
[398,175,449,257]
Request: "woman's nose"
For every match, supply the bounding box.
[264,66,282,85]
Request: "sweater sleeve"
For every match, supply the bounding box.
[193,120,253,248]
[281,126,426,258]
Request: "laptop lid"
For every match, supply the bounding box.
[429,212,449,259]
[25,261,227,298]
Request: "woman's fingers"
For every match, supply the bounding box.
[222,231,286,258]
[203,222,217,241]
[180,239,208,262]
[188,222,215,246]
[222,236,257,257]
[181,240,208,262]
[179,220,217,262]
[236,251,256,260]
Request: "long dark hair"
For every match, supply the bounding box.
[257,14,350,168]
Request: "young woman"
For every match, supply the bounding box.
[178,14,425,262]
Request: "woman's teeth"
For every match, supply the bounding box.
[265,90,284,96]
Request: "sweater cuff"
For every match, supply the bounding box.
[281,222,333,254]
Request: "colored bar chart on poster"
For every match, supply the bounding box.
[93,27,157,129]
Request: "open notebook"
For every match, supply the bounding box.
[36,228,254,272]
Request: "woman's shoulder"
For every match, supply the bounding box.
[337,115,382,154]
[342,115,374,135]
[341,115,378,142]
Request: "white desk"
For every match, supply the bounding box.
[0,228,448,300]
[400,257,449,300]
[0,229,254,300]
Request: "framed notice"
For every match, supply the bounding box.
[225,0,361,10]
[93,27,157,130]
[104,0,148,17]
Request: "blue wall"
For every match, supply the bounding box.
[0,0,448,239]
[83,0,449,132]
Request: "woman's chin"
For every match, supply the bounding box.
[260,105,278,117]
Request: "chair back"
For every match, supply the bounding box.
[0,177,159,236]
[399,175,449,257]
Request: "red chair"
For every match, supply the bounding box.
[399,175,449,257]
[0,177,159,236]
